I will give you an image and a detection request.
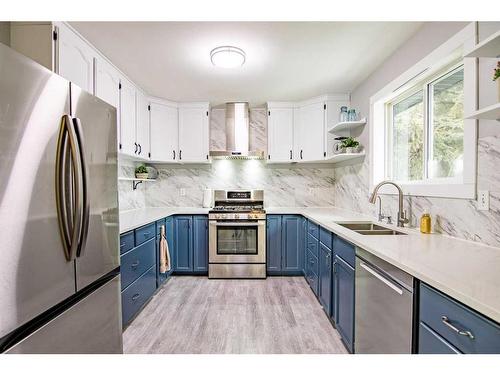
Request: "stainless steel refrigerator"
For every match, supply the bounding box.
[0,43,122,353]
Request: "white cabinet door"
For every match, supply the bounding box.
[150,102,178,162]
[94,58,121,149]
[119,78,137,157]
[95,57,120,108]
[267,107,294,162]
[57,23,95,93]
[296,102,325,162]
[135,91,150,160]
[178,105,209,162]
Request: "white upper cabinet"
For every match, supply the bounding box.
[94,57,121,149]
[95,57,120,108]
[267,104,294,162]
[178,103,210,163]
[119,78,137,157]
[296,101,326,162]
[150,101,178,162]
[57,23,95,94]
[135,91,150,160]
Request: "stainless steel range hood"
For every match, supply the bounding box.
[209,102,265,159]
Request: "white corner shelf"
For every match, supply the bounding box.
[328,118,367,134]
[118,177,157,182]
[118,177,157,190]
[319,151,365,164]
[464,30,500,58]
[466,103,500,121]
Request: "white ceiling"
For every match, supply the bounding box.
[71,22,422,106]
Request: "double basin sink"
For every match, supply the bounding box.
[337,222,407,236]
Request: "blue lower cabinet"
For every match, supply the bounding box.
[193,215,208,273]
[173,215,208,275]
[281,215,305,275]
[306,250,319,294]
[419,283,500,354]
[165,216,175,277]
[121,266,156,326]
[266,215,282,275]
[156,217,172,287]
[419,322,461,354]
[120,237,155,291]
[174,216,193,272]
[318,243,332,314]
[120,231,134,255]
[266,215,305,276]
[334,255,355,352]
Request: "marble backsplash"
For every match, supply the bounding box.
[118,108,336,211]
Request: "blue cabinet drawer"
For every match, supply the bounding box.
[135,223,155,246]
[121,266,156,326]
[307,220,319,239]
[155,218,166,235]
[319,227,333,249]
[306,249,319,279]
[306,250,319,295]
[419,322,460,354]
[120,231,134,255]
[121,237,155,290]
[420,283,500,354]
[334,236,355,268]
[307,233,319,257]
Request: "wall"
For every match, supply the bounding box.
[334,22,500,247]
[118,108,336,210]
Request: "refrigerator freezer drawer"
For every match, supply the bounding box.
[5,275,122,354]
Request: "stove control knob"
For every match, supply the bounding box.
[235,214,239,219]
[221,214,226,219]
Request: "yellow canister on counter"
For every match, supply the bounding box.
[420,213,431,234]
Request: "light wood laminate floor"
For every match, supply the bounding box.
[123,276,348,354]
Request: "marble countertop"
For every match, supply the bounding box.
[120,206,500,323]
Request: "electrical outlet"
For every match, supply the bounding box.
[477,190,489,211]
[180,188,186,196]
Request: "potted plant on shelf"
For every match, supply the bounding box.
[494,61,500,102]
[135,164,149,180]
[341,137,360,154]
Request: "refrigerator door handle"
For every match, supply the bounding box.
[56,115,84,261]
[72,117,90,258]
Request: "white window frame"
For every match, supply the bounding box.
[370,23,478,199]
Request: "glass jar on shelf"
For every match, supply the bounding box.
[339,106,348,122]
[347,109,357,122]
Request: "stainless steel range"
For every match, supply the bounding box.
[208,190,266,279]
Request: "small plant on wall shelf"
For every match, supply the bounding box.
[135,164,149,179]
[494,61,500,102]
[341,137,360,154]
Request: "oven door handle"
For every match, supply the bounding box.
[211,221,265,227]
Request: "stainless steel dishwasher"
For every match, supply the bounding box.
[355,247,415,353]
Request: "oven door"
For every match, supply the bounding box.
[209,220,266,263]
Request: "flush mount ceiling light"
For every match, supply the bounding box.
[210,46,246,68]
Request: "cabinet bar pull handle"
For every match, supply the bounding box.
[441,316,475,339]
[131,261,140,268]
[173,150,176,160]
[132,293,140,301]
[134,142,138,154]
[290,150,292,160]
[300,150,303,159]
